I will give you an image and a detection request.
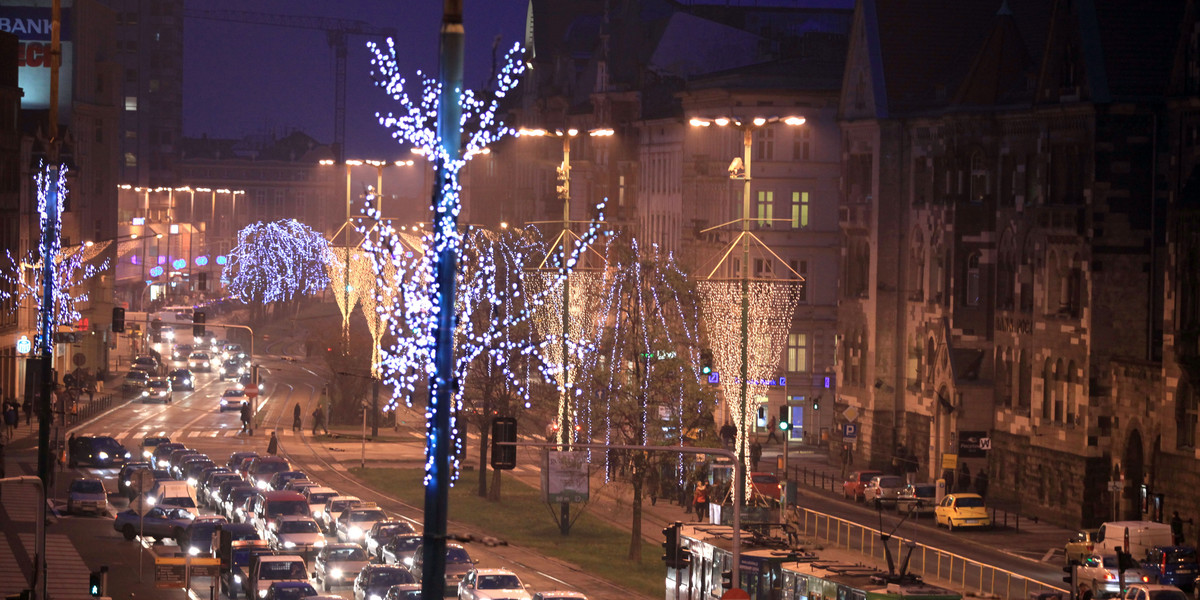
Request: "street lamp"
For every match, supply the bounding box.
[689,114,804,503]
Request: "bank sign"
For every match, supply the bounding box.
[0,2,74,112]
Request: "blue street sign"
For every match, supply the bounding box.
[708,372,721,385]
[16,335,31,354]
[844,423,858,439]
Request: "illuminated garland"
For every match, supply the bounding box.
[222,219,331,304]
[698,279,802,496]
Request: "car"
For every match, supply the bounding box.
[1143,546,1199,592]
[172,344,194,362]
[225,487,260,521]
[384,584,422,600]
[285,480,318,495]
[238,369,264,391]
[246,457,292,490]
[268,515,326,556]
[269,471,309,491]
[408,542,473,590]
[263,581,318,600]
[457,568,531,600]
[750,472,782,504]
[229,451,261,474]
[220,388,248,411]
[142,377,173,403]
[364,520,417,559]
[842,470,884,501]
[132,355,160,374]
[863,475,906,506]
[151,442,186,469]
[354,564,416,600]
[304,487,339,520]
[117,462,152,497]
[68,435,132,468]
[141,436,172,460]
[182,458,217,487]
[168,452,205,479]
[380,533,423,567]
[169,368,195,391]
[113,505,195,541]
[202,472,242,508]
[319,496,362,533]
[189,351,213,372]
[1120,584,1190,600]
[221,358,247,380]
[312,543,370,592]
[160,325,176,341]
[1067,529,1102,565]
[336,504,388,544]
[1077,553,1156,596]
[934,493,992,531]
[532,593,588,600]
[223,343,246,361]
[179,515,229,556]
[895,483,937,516]
[66,478,108,516]
[122,370,149,392]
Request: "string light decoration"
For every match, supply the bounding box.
[698,279,803,492]
[221,219,331,304]
[0,164,109,346]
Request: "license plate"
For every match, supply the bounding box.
[964,519,977,524]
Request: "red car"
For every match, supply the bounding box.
[842,470,884,501]
[751,472,782,504]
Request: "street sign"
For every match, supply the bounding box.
[979,437,992,451]
[843,423,858,439]
[16,335,31,354]
[129,495,154,516]
[154,556,186,589]
[722,588,750,600]
[1108,480,1123,492]
[707,372,720,384]
[842,406,859,422]
[131,469,156,495]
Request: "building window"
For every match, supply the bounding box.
[965,253,981,306]
[755,127,775,161]
[754,258,773,277]
[756,191,774,227]
[1178,383,1198,448]
[970,151,988,203]
[793,126,811,161]
[124,96,138,111]
[790,260,808,302]
[791,191,809,228]
[787,333,810,372]
[124,152,137,167]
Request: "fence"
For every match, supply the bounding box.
[788,506,1068,600]
[65,392,116,428]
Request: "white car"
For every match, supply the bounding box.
[142,377,173,403]
[458,569,531,600]
[336,504,387,544]
[268,515,326,555]
[1077,554,1155,596]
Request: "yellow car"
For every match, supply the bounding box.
[934,493,992,531]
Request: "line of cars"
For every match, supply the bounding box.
[93,440,584,600]
[842,470,992,530]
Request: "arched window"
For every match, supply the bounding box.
[1046,250,1060,313]
[926,337,937,383]
[965,252,982,306]
[1178,383,1198,448]
[857,330,868,385]
[1042,358,1055,420]
[970,150,989,203]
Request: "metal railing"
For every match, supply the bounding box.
[789,507,1068,600]
[64,392,116,427]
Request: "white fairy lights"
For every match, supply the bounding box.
[221,219,331,304]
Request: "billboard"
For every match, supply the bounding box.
[540,450,589,504]
[0,1,74,111]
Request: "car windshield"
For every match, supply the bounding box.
[955,496,985,508]
[280,520,320,534]
[328,547,367,561]
[71,480,104,493]
[160,496,196,508]
[260,561,306,580]
[479,575,522,590]
[149,381,169,389]
[446,547,471,563]
[257,462,289,475]
[370,570,414,586]
[913,486,936,497]
[127,372,147,380]
[224,390,245,397]
[266,500,309,518]
[350,510,386,522]
[1165,549,1197,563]
[331,500,359,512]
[93,437,124,452]
[391,537,422,551]
[191,353,209,359]
[751,474,778,484]
[270,584,316,600]
[877,477,903,487]
[308,492,335,505]
[378,523,414,536]
[1149,591,1190,600]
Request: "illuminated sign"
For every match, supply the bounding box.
[149,266,164,277]
[169,224,179,234]
[172,259,186,270]
[132,217,145,225]
[16,335,31,354]
[728,376,787,387]
[215,255,227,265]
[195,256,209,267]
[0,3,74,112]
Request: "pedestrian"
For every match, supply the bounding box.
[767,415,779,443]
[3,403,16,438]
[240,402,252,435]
[266,431,279,456]
[693,479,710,522]
[1079,583,1094,600]
[719,422,737,450]
[682,479,694,514]
[22,397,31,426]
[292,403,302,432]
[646,463,660,506]
[974,470,989,498]
[1171,511,1185,545]
[941,468,955,492]
[750,439,763,468]
[958,463,971,494]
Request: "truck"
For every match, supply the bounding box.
[217,538,271,599]
[246,553,308,599]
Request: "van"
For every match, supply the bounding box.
[152,480,200,516]
[1096,521,1174,560]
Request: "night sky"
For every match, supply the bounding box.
[183,0,528,159]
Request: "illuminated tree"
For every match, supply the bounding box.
[221,219,331,318]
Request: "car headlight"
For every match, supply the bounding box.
[143,450,152,458]
[256,480,269,490]
[146,496,156,506]
[142,391,149,397]
[259,590,268,598]
[403,557,413,567]
[330,568,343,579]
[370,595,383,600]
[314,539,325,547]
[283,541,296,549]
[187,478,197,487]
[233,575,242,584]
[124,479,132,487]
[203,362,209,367]
[98,452,109,460]
[313,510,323,518]
[188,546,200,556]
[348,526,363,539]
[184,379,191,385]
[221,399,228,405]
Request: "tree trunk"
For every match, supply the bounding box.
[629,467,643,561]
[478,426,490,498]
[488,468,502,502]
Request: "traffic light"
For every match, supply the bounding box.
[720,570,733,590]
[1117,547,1139,572]
[812,398,819,411]
[778,405,791,431]
[662,522,679,567]
[193,310,206,337]
[1062,561,1076,589]
[490,417,518,470]
[88,567,106,597]
[700,349,713,375]
[151,318,162,343]
[111,307,125,333]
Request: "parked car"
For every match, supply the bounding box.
[457,569,531,600]
[169,368,195,391]
[863,475,906,506]
[408,542,473,589]
[312,543,370,592]
[1142,547,1198,592]
[189,351,213,372]
[1121,584,1190,600]
[934,493,992,531]
[353,564,416,600]
[68,435,132,468]
[142,377,173,403]
[841,470,884,501]
[895,483,937,516]
[220,388,248,412]
[1078,554,1155,596]
[113,505,195,541]
[66,478,108,516]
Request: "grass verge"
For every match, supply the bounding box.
[353,467,663,598]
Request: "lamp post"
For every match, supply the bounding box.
[517,126,612,535]
[688,114,804,502]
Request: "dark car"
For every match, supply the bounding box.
[895,483,938,516]
[228,451,260,474]
[113,506,194,541]
[117,462,152,497]
[202,472,241,509]
[407,542,473,589]
[364,520,417,559]
[220,358,246,381]
[269,471,309,491]
[245,456,291,490]
[353,564,416,600]
[264,581,318,600]
[152,442,186,469]
[172,344,194,362]
[140,436,172,461]
[169,368,195,391]
[180,515,229,556]
[68,435,131,468]
[1143,546,1198,592]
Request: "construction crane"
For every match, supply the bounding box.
[184,9,398,162]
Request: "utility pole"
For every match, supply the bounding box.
[558,132,572,536]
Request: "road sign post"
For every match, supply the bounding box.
[130,468,155,583]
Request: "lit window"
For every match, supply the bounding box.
[791,192,809,228]
[787,333,810,372]
[125,152,137,167]
[756,191,774,227]
[125,96,138,111]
